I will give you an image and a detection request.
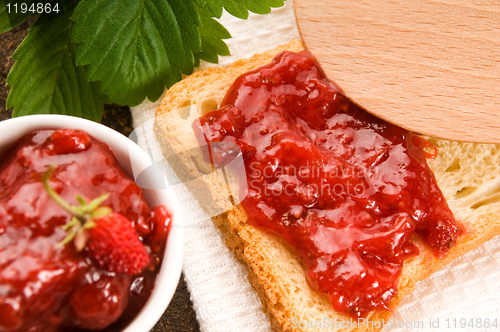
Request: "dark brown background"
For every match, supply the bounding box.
[0,20,201,332]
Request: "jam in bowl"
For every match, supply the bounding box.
[0,115,183,332]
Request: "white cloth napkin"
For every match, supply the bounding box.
[130,2,500,331]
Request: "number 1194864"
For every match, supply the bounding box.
[5,2,60,14]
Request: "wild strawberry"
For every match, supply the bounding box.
[86,213,150,275]
[43,166,150,275]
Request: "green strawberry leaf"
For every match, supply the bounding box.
[202,0,285,19]
[198,6,231,39]
[3,0,286,116]
[194,5,231,64]
[6,5,103,121]
[192,0,205,8]
[196,36,230,63]
[70,0,284,106]
[71,0,203,106]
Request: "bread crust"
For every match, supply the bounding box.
[155,41,500,332]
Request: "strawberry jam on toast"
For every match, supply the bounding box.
[193,50,461,318]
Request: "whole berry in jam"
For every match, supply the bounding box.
[86,212,150,275]
[43,166,150,275]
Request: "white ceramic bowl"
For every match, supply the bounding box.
[0,114,183,332]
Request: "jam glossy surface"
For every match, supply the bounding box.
[0,129,171,331]
[193,51,461,317]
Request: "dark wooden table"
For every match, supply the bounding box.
[0,20,201,332]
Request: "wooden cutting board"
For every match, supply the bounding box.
[294,0,500,143]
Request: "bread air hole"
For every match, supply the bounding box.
[471,193,500,210]
[455,186,477,199]
[273,302,284,311]
[445,158,461,172]
[200,98,218,115]
[177,100,192,119]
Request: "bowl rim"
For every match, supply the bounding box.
[0,114,184,332]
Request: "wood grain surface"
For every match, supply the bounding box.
[294,0,500,143]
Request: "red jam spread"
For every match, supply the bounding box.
[193,51,461,317]
[0,129,171,331]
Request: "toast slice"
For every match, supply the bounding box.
[154,40,500,332]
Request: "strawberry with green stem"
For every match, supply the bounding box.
[43,166,150,275]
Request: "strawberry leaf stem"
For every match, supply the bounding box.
[43,166,112,250]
